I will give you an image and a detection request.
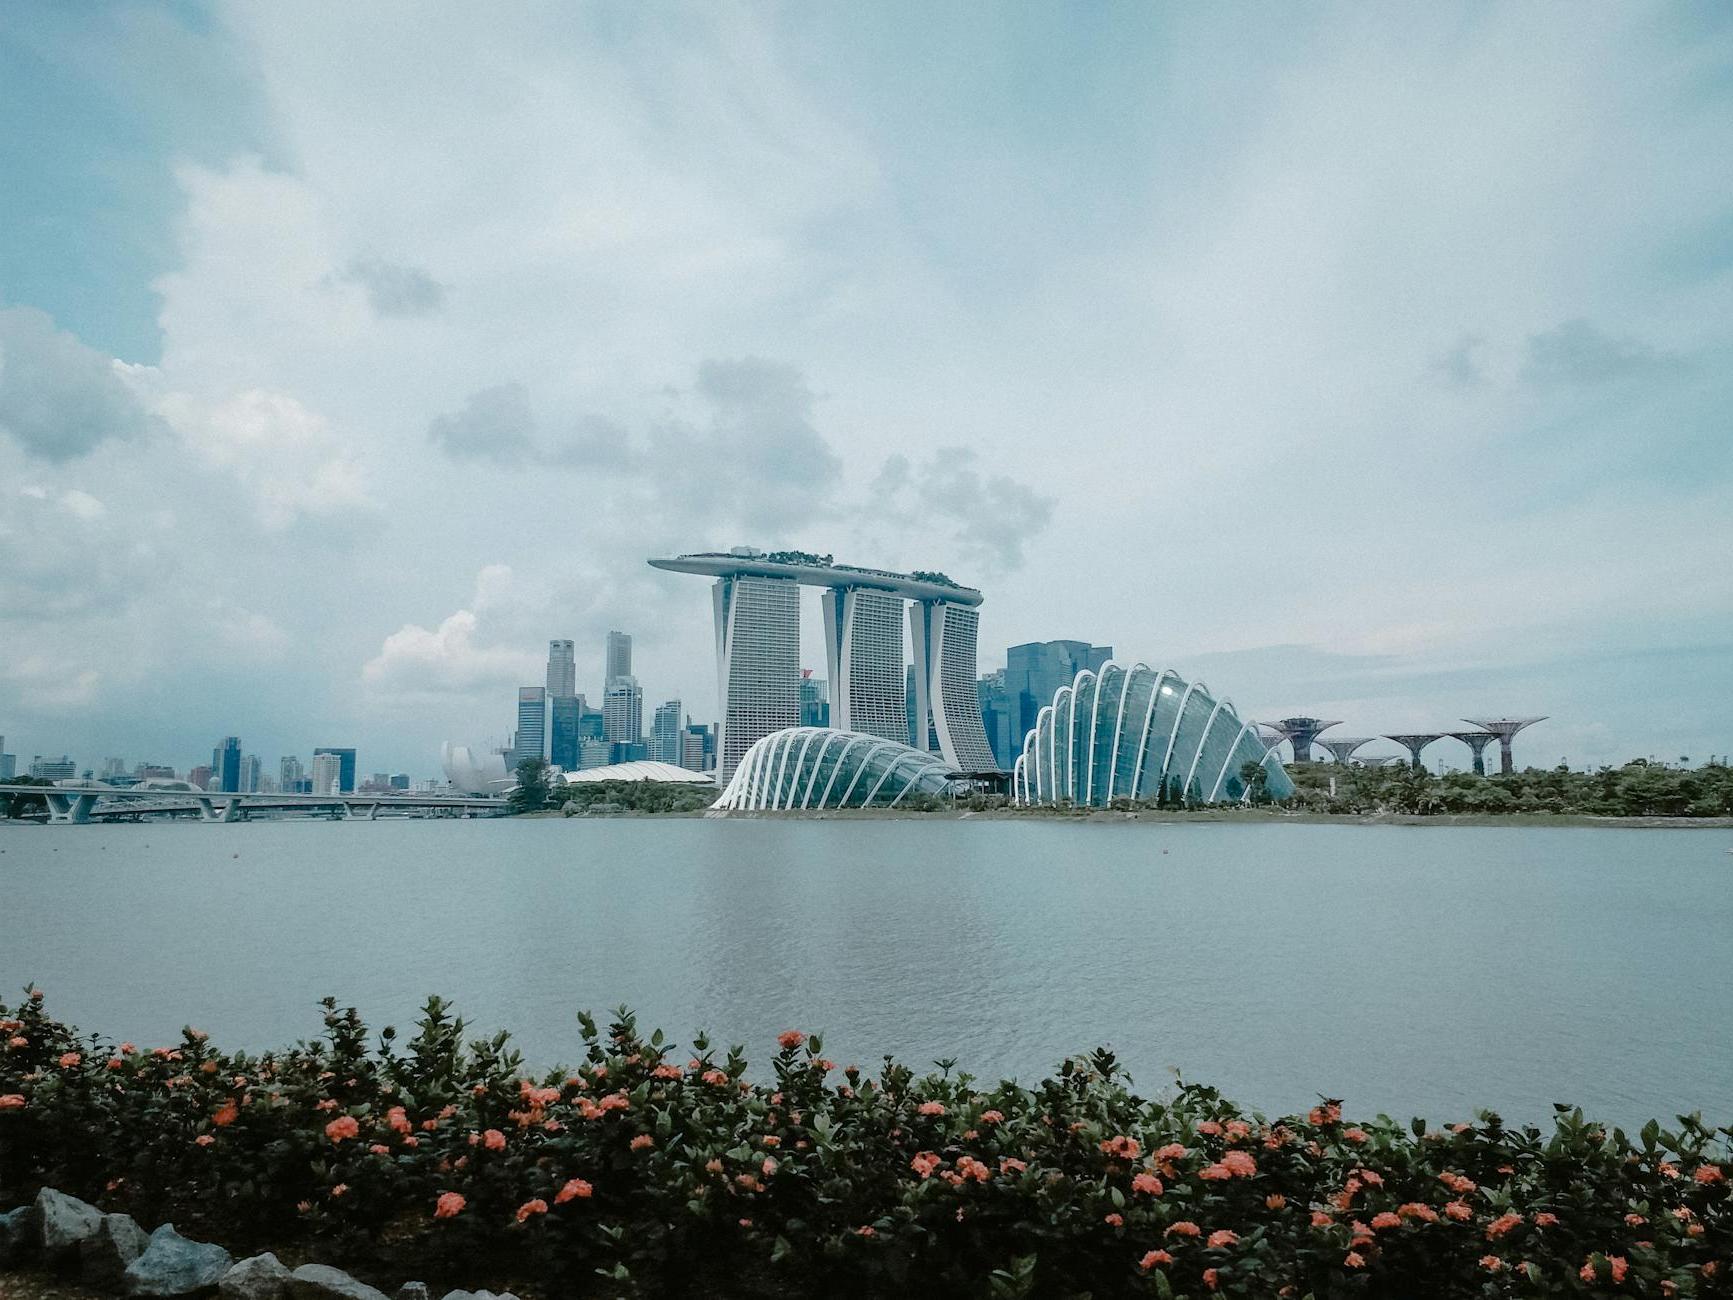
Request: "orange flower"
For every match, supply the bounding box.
[555,1178,593,1203]
[1398,1203,1438,1223]
[515,1198,548,1223]
[1480,1256,1503,1272]
[956,1156,991,1183]
[1343,1128,1369,1144]
[918,1101,946,1116]
[1485,1213,1522,1240]
[999,1157,1028,1175]
[1444,1200,1472,1221]
[1132,1172,1164,1195]
[330,1184,348,1198]
[58,1052,81,1069]
[1695,1164,1726,1185]
[434,1192,466,1218]
[1139,1250,1173,1270]
[981,1110,1004,1125]
[631,1134,654,1151]
[1310,1211,1333,1228]
[1104,1213,1123,1228]
[1265,1194,1286,1210]
[1207,1230,1239,1249]
[855,1225,875,1237]
[1100,1134,1141,1160]
[1309,1103,1341,1125]
[1197,1121,1223,1137]
[1202,1268,1219,1290]
[483,1128,507,1151]
[0,1095,24,1110]
[1199,1163,1231,1181]
[387,1106,411,1134]
[213,1100,239,1128]
[1580,1260,1597,1284]
[1220,1150,1257,1177]
[194,1134,215,1147]
[1371,1212,1401,1231]
[1165,1221,1201,1238]
[369,1144,390,1155]
[1609,1256,1628,1283]
[910,1152,941,1179]
[1343,1252,1365,1269]
[1439,1172,1476,1194]
[1533,1212,1558,1227]
[777,1030,805,1050]
[324,1115,360,1143]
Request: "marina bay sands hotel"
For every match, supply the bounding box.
[648,549,1000,781]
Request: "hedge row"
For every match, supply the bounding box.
[2,989,1729,1297]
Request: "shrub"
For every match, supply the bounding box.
[1,989,1728,1297]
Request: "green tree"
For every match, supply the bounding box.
[1,774,53,819]
[507,757,553,814]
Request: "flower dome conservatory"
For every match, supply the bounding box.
[1012,663,1293,807]
[712,727,963,811]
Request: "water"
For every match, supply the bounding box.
[3,819,1729,1130]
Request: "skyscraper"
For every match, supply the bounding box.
[909,600,999,772]
[711,574,800,780]
[1004,641,1113,753]
[821,586,906,742]
[239,754,262,794]
[310,751,343,796]
[546,639,576,697]
[280,755,306,793]
[799,673,829,728]
[188,764,213,790]
[651,699,684,764]
[313,747,357,794]
[605,630,632,687]
[213,736,242,793]
[0,736,14,781]
[30,756,77,781]
[977,670,1014,770]
[549,694,584,769]
[604,679,643,744]
[513,689,547,766]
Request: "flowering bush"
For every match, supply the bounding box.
[1,987,1728,1297]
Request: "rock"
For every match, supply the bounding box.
[437,1293,520,1300]
[0,1203,37,1266]
[80,1213,152,1290]
[123,1223,232,1297]
[393,1286,430,1300]
[220,1253,293,1300]
[35,1187,104,1262]
[288,1264,391,1300]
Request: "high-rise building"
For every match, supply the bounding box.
[1004,641,1113,753]
[648,551,995,778]
[99,757,127,781]
[680,728,708,772]
[30,755,77,781]
[910,600,999,772]
[549,694,584,770]
[978,670,1015,770]
[390,774,410,791]
[577,738,612,770]
[605,630,632,687]
[513,690,547,767]
[604,679,643,744]
[280,755,306,793]
[799,673,829,728]
[651,699,684,765]
[313,747,357,794]
[820,586,906,742]
[310,751,343,796]
[212,737,242,793]
[134,763,175,781]
[239,754,262,793]
[188,764,214,790]
[0,737,14,781]
[547,639,576,697]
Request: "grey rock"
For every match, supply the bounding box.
[0,1203,37,1266]
[36,1187,104,1262]
[81,1212,152,1290]
[288,1264,390,1300]
[393,1286,431,1300]
[123,1223,233,1297]
[220,1253,293,1300]
[437,1293,520,1300]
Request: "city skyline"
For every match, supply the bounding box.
[3,6,1730,772]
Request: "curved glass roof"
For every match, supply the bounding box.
[1012,662,1293,807]
[712,727,961,811]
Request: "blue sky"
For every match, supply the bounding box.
[1,1,1730,776]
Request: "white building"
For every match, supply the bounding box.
[310,751,343,796]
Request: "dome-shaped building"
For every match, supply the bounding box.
[712,727,963,811]
[1012,663,1292,807]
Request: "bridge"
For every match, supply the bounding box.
[0,784,505,825]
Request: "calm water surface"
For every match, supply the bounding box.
[3,819,1729,1129]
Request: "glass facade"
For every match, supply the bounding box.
[713,727,962,811]
[1013,663,1293,806]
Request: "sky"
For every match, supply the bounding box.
[1,1,1730,778]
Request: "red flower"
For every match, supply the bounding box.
[777,1030,805,1050]
[483,1128,507,1151]
[515,1198,548,1223]
[213,1100,238,1128]
[1132,1172,1164,1195]
[1202,1268,1219,1290]
[1207,1230,1239,1249]
[1139,1250,1173,1270]
[324,1115,360,1143]
[555,1178,593,1203]
[58,1052,81,1069]
[1104,1213,1123,1228]
[1695,1164,1726,1185]
[631,1134,654,1151]
[1485,1213,1522,1239]
[1166,1221,1201,1238]
[1480,1256,1503,1272]
[0,1095,27,1109]
[1343,1252,1366,1269]
[434,1192,466,1219]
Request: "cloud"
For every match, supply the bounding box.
[867,448,1054,572]
[362,566,541,701]
[1522,319,1681,386]
[427,383,536,464]
[1433,334,1485,388]
[0,306,156,460]
[155,387,375,530]
[339,257,447,318]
